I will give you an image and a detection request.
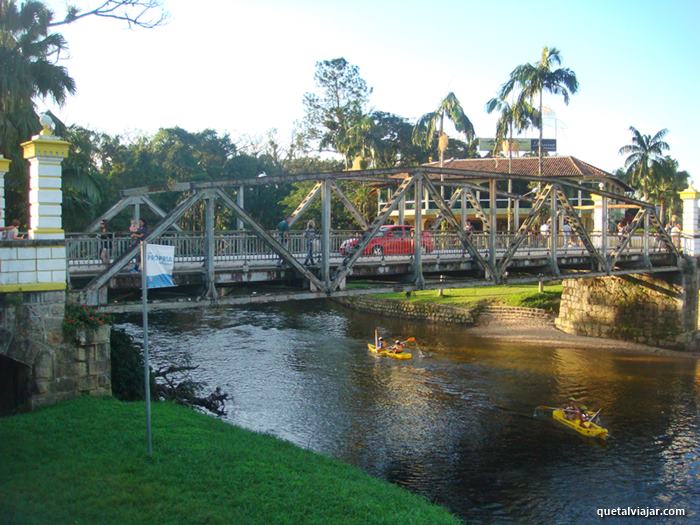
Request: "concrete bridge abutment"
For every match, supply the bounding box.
[1,122,112,415]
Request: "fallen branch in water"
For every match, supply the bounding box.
[152,365,229,416]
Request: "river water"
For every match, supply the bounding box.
[117,301,700,524]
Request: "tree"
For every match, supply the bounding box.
[485,96,537,230]
[61,125,110,231]
[343,111,428,169]
[49,1,167,29]
[0,0,76,223]
[618,127,670,201]
[499,47,578,175]
[647,156,688,224]
[1,0,165,226]
[485,97,536,170]
[412,92,475,166]
[302,58,372,167]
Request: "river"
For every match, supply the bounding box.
[116,300,700,524]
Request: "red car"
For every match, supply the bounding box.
[339,225,433,256]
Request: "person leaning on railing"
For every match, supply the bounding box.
[1,219,23,240]
[98,220,113,265]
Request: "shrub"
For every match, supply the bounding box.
[110,328,147,401]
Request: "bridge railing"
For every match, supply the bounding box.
[65,230,670,268]
[66,231,367,265]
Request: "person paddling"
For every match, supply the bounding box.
[389,339,405,354]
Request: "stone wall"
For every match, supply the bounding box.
[335,296,479,325]
[0,290,111,411]
[336,297,555,328]
[477,305,553,325]
[555,274,690,349]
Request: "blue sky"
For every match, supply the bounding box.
[46,0,700,181]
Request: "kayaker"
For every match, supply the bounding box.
[563,399,581,421]
[389,340,405,354]
[376,337,385,350]
[578,405,591,427]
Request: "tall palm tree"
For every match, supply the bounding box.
[618,127,670,201]
[0,0,76,223]
[485,96,536,230]
[412,92,475,167]
[499,47,578,175]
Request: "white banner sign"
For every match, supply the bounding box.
[146,244,175,288]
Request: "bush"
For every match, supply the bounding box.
[110,328,147,401]
[64,303,112,338]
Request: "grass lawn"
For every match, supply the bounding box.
[377,284,563,313]
[0,397,459,525]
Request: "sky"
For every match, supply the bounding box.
[44,0,700,182]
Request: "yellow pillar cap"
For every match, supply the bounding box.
[679,185,700,200]
[21,135,70,160]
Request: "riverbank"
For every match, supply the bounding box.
[336,286,700,358]
[0,397,459,525]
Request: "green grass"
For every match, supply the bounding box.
[0,397,459,525]
[376,284,563,313]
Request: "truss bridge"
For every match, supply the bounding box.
[69,165,681,310]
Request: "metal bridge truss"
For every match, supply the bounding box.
[79,167,681,306]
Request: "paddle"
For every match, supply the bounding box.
[402,337,416,344]
[588,408,602,423]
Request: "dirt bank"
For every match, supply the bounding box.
[469,309,700,358]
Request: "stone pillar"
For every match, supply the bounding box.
[591,193,604,246]
[21,124,70,240]
[0,154,10,226]
[679,185,700,256]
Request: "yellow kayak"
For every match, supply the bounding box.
[552,409,608,439]
[367,343,412,360]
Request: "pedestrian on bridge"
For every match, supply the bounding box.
[130,218,148,272]
[98,220,112,266]
[303,220,316,266]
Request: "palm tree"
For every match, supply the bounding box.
[618,127,670,201]
[485,96,537,169]
[412,92,475,167]
[647,156,688,224]
[499,47,578,175]
[1,0,76,223]
[485,96,536,230]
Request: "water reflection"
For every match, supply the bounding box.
[117,300,700,524]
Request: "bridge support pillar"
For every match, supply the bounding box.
[488,179,497,276]
[204,192,217,300]
[591,193,609,271]
[0,155,9,226]
[398,195,405,225]
[550,186,560,276]
[413,175,424,288]
[461,186,467,229]
[321,179,331,290]
[680,185,700,255]
[236,186,244,230]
